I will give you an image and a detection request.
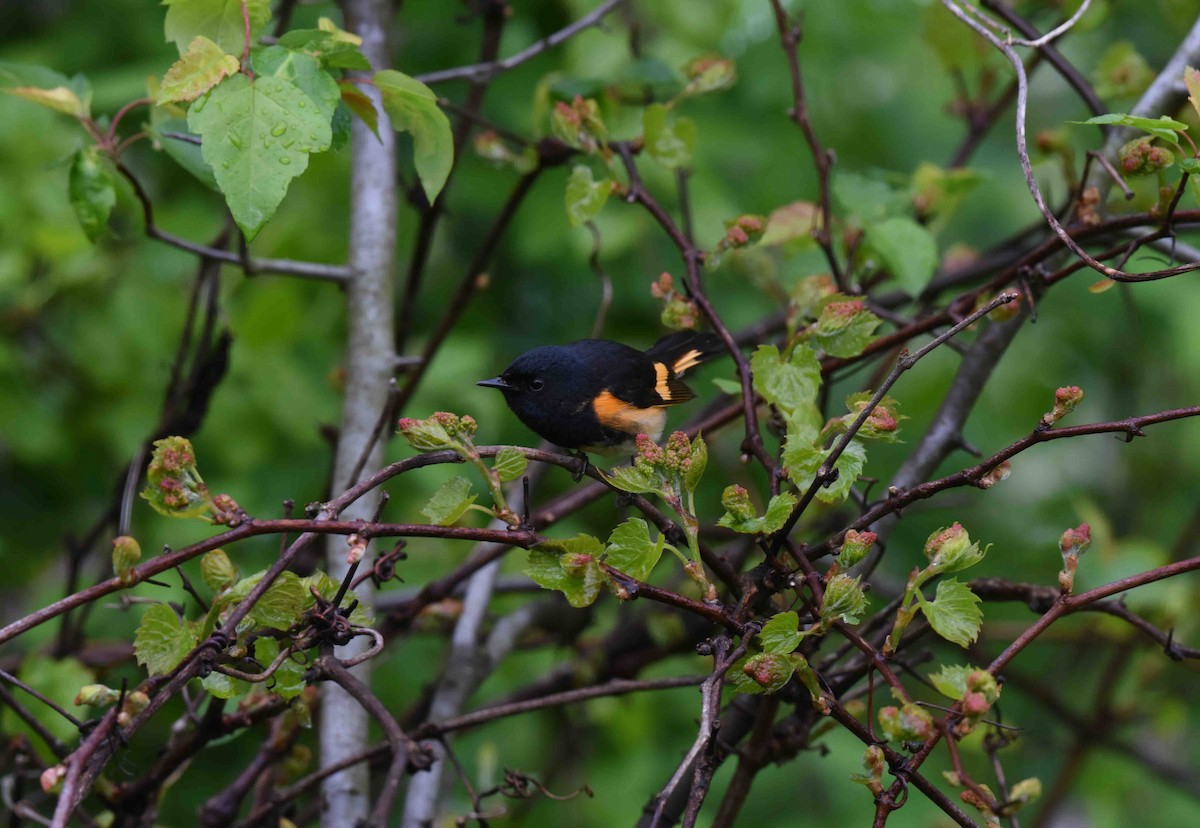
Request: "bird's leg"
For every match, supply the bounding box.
[570,450,591,482]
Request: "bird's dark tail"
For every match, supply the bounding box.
[643,331,725,377]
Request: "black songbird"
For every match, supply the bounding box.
[477,331,724,455]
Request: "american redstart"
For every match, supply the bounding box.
[477,331,724,455]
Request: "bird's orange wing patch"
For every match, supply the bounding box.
[671,348,706,374]
[593,391,668,439]
[651,363,695,405]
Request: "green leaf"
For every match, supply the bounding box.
[276,22,370,70]
[244,571,307,628]
[140,436,213,519]
[643,103,696,169]
[717,491,797,535]
[811,300,881,358]
[1072,113,1188,143]
[299,571,372,626]
[712,377,742,395]
[527,536,605,608]
[833,171,907,223]
[750,344,821,419]
[255,637,306,700]
[684,434,707,493]
[134,603,199,676]
[604,518,662,581]
[1186,66,1200,124]
[188,73,333,239]
[201,670,245,699]
[340,85,380,138]
[737,652,793,694]
[420,476,477,526]
[918,579,983,648]
[68,148,117,243]
[759,611,802,654]
[866,216,937,294]
[607,464,660,495]
[928,664,973,701]
[820,574,868,625]
[164,0,271,56]
[252,45,341,121]
[1181,157,1200,174]
[200,549,237,592]
[492,447,528,483]
[374,69,454,202]
[0,61,92,117]
[565,165,614,227]
[784,429,867,504]
[158,35,240,104]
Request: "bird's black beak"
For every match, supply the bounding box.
[476,376,514,391]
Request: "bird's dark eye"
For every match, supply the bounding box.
[529,378,545,391]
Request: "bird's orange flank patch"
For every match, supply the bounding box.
[593,391,668,439]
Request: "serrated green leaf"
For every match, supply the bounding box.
[738,652,793,694]
[607,464,660,495]
[69,147,117,243]
[717,491,797,535]
[928,664,973,700]
[821,574,868,625]
[759,611,802,654]
[784,428,867,504]
[866,216,937,294]
[157,35,239,104]
[727,655,765,694]
[565,165,614,227]
[244,570,306,631]
[811,300,881,358]
[493,447,528,483]
[374,69,453,202]
[527,536,605,607]
[134,603,199,676]
[918,579,983,648]
[0,62,92,118]
[760,493,798,533]
[643,102,695,169]
[420,476,477,526]
[750,344,821,419]
[188,73,332,239]
[604,518,662,581]
[255,637,306,700]
[1072,113,1188,143]
[252,45,340,121]
[164,0,271,56]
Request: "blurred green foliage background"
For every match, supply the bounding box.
[3,0,1200,825]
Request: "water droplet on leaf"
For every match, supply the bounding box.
[279,156,291,165]
[271,124,286,137]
